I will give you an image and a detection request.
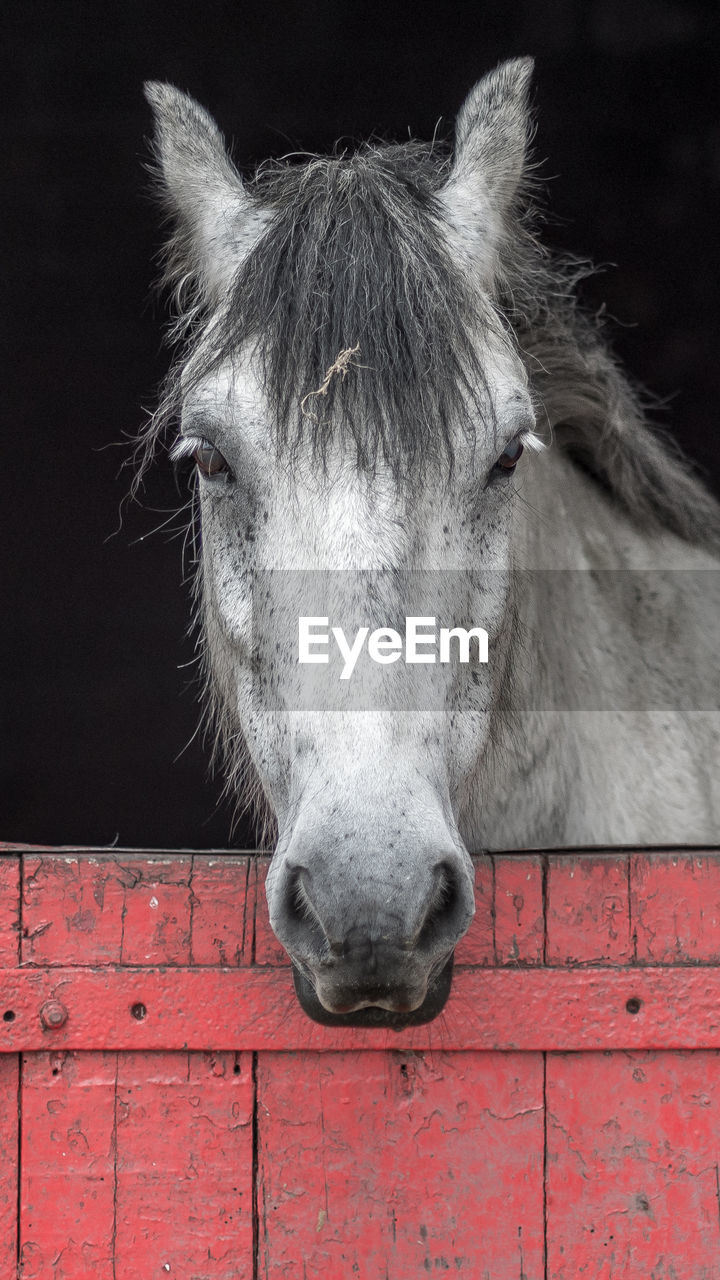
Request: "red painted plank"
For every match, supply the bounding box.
[119,857,193,965]
[257,1049,544,1278]
[21,854,255,969]
[546,853,632,965]
[0,1054,19,1277]
[19,1051,118,1279]
[4,965,720,1052]
[632,851,720,963]
[0,855,20,966]
[21,855,198,967]
[22,856,129,966]
[15,849,720,973]
[189,857,254,966]
[18,1051,254,1279]
[546,1050,720,1279]
[494,854,544,965]
[113,1051,254,1279]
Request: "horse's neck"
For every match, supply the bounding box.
[513,448,720,572]
[463,448,720,850]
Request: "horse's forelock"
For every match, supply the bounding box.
[178,142,496,483]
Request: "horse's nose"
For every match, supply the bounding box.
[268,850,475,1017]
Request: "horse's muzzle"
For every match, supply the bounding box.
[292,953,455,1028]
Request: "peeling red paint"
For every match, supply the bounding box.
[2,846,720,1277]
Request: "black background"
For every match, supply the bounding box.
[4,1,719,849]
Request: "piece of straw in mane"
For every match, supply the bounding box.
[300,344,363,421]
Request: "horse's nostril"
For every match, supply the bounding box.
[276,865,328,957]
[417,861,467,951]
[287,867,308,925]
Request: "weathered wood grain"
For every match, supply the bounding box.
[256,1049,544,1279]
[546,1050,720,1279]
[4,845,720,1280]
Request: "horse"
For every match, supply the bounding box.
[141,58,720,1027]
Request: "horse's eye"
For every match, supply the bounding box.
[493,437,524,474]
[193,441,229,478]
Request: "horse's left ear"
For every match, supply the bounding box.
[144,82,266,308]
[440,58,534,281]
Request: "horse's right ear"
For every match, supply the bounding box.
[440,58,534,284]
[144,82,265,308]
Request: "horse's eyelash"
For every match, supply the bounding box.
[169,435,204,463]
[519,429,545,453]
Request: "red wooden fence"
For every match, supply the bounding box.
[2,846,720,1277]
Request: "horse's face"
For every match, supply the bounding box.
[147,58,537,1024]
[180,337,534,1021]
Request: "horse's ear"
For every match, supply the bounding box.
[440,58,534,280]
[144,82,265,307]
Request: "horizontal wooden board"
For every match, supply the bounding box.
[9,849,720,975]
[3,965,720,1052]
